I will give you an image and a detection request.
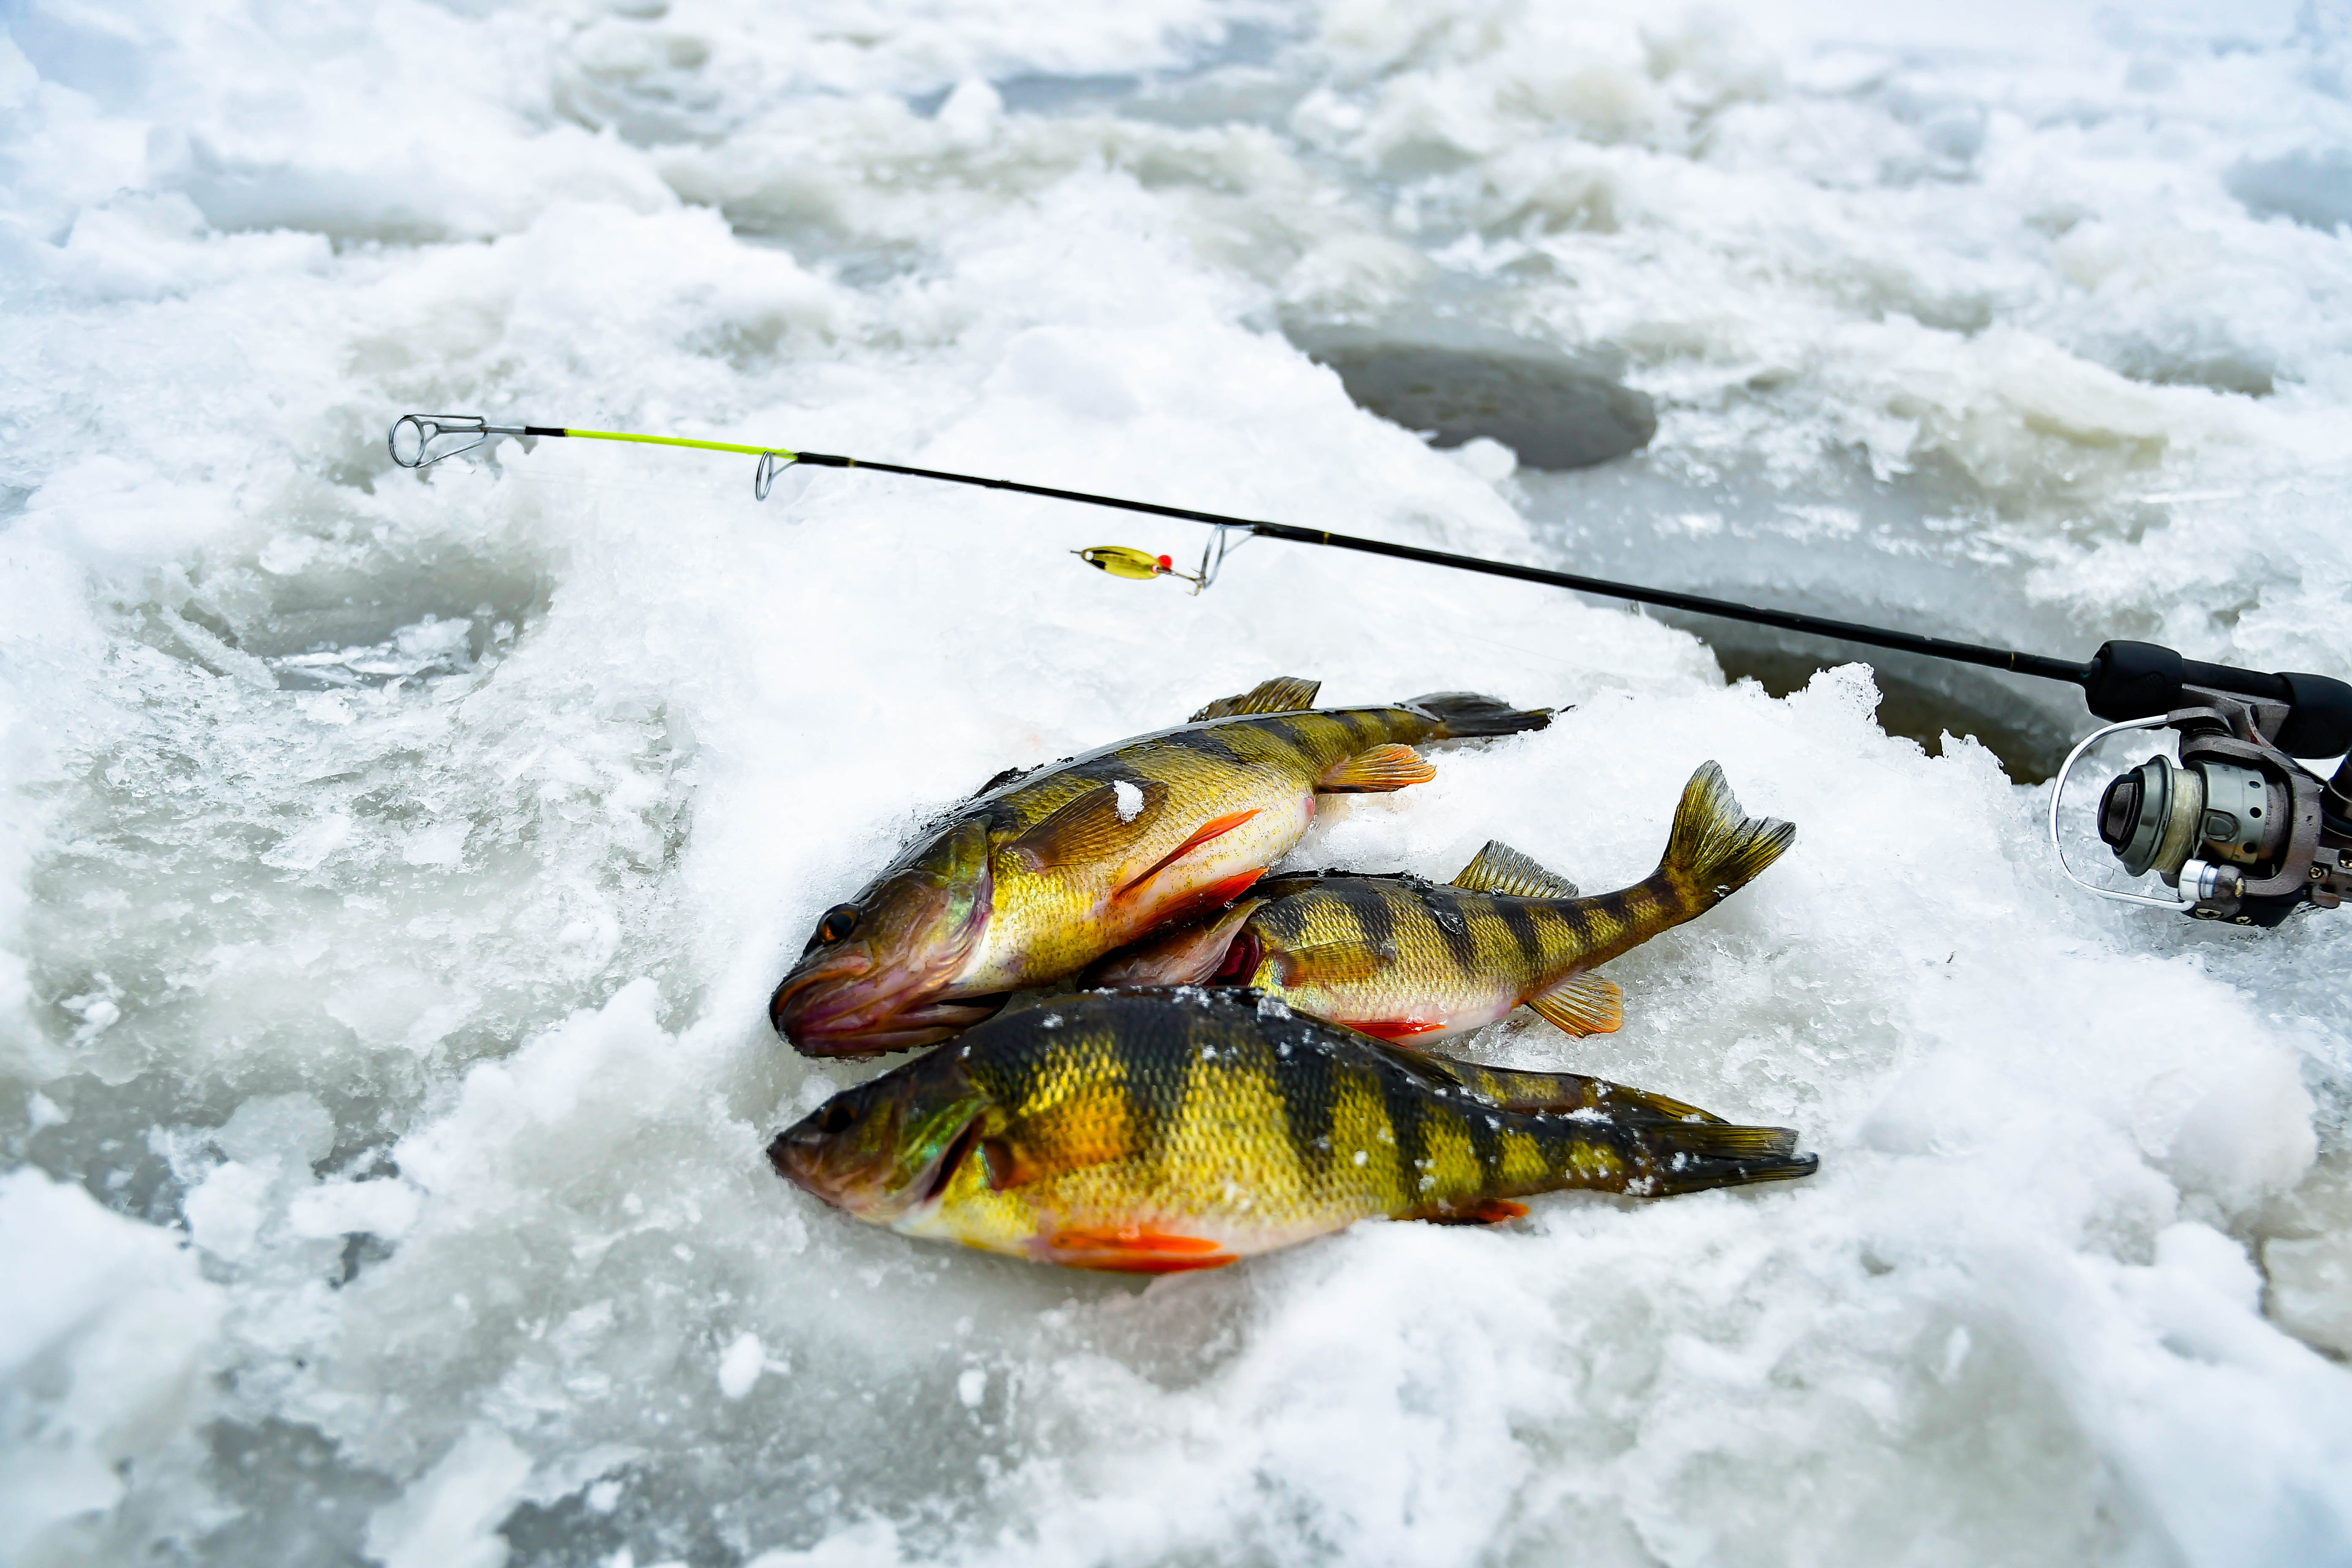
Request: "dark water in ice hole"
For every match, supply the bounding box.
[1305,338,2088,783]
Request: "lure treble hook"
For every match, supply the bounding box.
[1072,527,1245,596]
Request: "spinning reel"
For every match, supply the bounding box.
[2051,642,2352,926]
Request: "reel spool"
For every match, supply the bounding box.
[2051,647,2352,926]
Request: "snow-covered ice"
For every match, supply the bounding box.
[5,0,2352,1563]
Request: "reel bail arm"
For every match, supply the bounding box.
[2050,681,2352,926]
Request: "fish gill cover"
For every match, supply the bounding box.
[3,0,2352,1565]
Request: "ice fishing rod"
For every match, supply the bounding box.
[389,412,2352,927]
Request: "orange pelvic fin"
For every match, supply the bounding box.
[1091,897,1266,988]
[1426,1198,1529,1226]
[1117,808,1262,898]
[1315,743,1437,793]
[1356,1017,1446,1042]
[1048,1227,1236,1273]
[1525,973,1623,1037]
[1149,869,1266,928]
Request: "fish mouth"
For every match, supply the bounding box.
[767,1105,985,1222]
[771,957,1007,1056]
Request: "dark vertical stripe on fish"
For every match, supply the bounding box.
[1158,728,1240,763]
[1464,1095,1501,1179]
[1273,1030,1339,1172]
[1270,715,1322,767]
[1116,1013,1186,1160]
[1579,891,1627,946]
[1496,900,1546,970]
[1258,894,1312,951]
[1337,879,1399,960]
[1375,1057,1432,1190]
[1419,885,1479,972]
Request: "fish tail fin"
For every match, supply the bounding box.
[1635,1120,1818,1196]
[1404,692,1554,739]
[1652,762,1794,916]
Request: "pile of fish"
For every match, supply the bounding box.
[766,678,1813,1273]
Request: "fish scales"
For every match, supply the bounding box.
[1094,762,1796,1045]
[972,707,1435,983]
[768,990,1817,1271]
[771,681,1552,1056]
[949,1001,1625,1233]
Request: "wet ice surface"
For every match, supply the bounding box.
[5,0,2352,1563]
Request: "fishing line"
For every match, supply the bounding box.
[386,412,2350,746]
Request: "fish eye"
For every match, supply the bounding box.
[816,1102,855,1134]
[816,904,859,944]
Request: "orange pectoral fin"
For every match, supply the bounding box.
[1274,942,1386,988]
[1047,1227,1236,1273]
[1149,868,1266,927]
[984,1092,1141,1191]
[1116,808,1262,898]
[1315,744,1437,793]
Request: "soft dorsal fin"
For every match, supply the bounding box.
[1524,973,1622,1037]
[1190,676,1322,722]
[1451,840,1579,899]
[1002,779,1169,872]
[1449,1062,1723,1124]
[1356,1035,1471,1093]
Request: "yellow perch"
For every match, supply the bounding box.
[769,678,1550,1056]
[1093,762,1792,1045]
[768,988,1817,1272]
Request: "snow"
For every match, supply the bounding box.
[5,0,2352,1563]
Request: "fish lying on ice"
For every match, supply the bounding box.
[767,988,1816,1272]
[769,677,1551,1056]
[1092,762,1791,1044]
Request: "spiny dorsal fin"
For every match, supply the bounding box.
[1524,973,1623,1037]
[1190,676,1322,722]
[969,762,1038,799]
[1452,841,1580,899]
[1002,779,1169,872]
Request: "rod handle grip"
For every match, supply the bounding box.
[2084,640,2352,757]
